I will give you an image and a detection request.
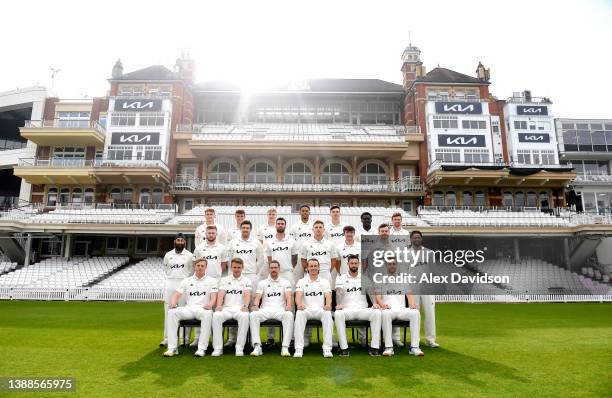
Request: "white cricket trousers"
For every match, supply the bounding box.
[227,273,259,343]
[414,295,436,343]
[334,308,382,349]
[382,308,421,349]
[212,308,250,352]
[250,308,294,348]
[294,308,333,351]
[167,306,213,351]
[163,279,186,339]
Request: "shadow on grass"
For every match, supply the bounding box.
[119,343,528,393]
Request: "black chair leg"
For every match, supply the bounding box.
[404,327,407,347]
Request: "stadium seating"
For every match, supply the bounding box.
[92,258,166,290]
[418,208,570,227]
[0,261,18,274]
[26,208,175,224]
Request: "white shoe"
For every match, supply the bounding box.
[382,348,394,357]
[409,347,425,357]
[163,349,178,357]
[235,350,244,357]
[426,341,440,348]
[281,347,291,357]
[323,349,333,358]
[211,350,222,357]
[293,349,303,358]
[159,339,168,347]
[194,349,206,357]
[393,340,404,347]
[250,345,263,357]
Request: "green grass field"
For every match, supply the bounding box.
[0,301,610,398]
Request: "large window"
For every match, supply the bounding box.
[435,148,460,163]
[284,162,312,184]
[433,191,444,206]
[136,237,159,254]
[57,111,90,128]
[359,163,387,184]
[463,191,473,207]
[321,162,351,184]
[474,191,486,206]
[502,192,513,207]
[464,149,489,163]
[52,147,85,166]
[247,162,275,183]
[445,191,457,206]
[209,161,239,183]
[110,113,137,127]
[461,120,486,129]
[433,116,458,129]
[139,113,165,127]
[47,188,58,207]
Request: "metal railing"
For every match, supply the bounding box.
[418,205,566,214]
[0,139,27,151]
[506,96,552,104]
[427,96,486,102]
[428,160,574,173]
[171,175,423,193]
[114,92,171,99]
[17,157,169,172]
[574,173,612,183]
[24,119,105,134]
[177,123,419,136]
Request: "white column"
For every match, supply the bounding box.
[24,233,32,266]
[64,234,72,259]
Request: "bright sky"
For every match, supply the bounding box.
[2,0,611,118]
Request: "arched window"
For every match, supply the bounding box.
[433,191,444,206]
[152,188,163,204]
[140,188,151,204]
[515,191,525,207]
[210,161,238,183]
[84,188,94,204]
[59,188,70,204]
[248,162,275,183]
[502,191,513,207]
[72,187,82,204]
[110,188,122,202]
[284,162,312,184]
[47,188,58,207]
[123,187,133,202]
[474,191,486,206]
[321,162,350,184]
[539,192,550,209]
[527,191,537,207]
[445,191,457,206]
[463,191,473,207]
[359,163,387,184]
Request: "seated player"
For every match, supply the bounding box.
[249,260,294,357]
[211,258,252,356]
[163,258,218,357]
[293,258,334,358]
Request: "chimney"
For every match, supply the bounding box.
[111,59,123,79]
[476,61,490,81]
[175,52,196,86]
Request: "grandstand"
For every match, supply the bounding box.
[418,207,570,227]
[93,257,165,290]
[25,207,175,224]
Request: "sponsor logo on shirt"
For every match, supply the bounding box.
[298,232,311,238]
[170,263,185,269]
[330,232,344,238]
[189,291,206,296]
[346,286,361,293]
[311,251,328,256]
[305,291,323,297]
[226,289,243,295]
[235,249,253,254]
[266,292,282,297]
[272,246,290,252]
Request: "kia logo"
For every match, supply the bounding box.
[517,105,548,115]
[119,134,152,143]
[445,104,474,112]
[122,101,155,110]
[305,291,323,296]
[447,136,477,145]
[435,101,483,114]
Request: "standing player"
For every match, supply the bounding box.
[264,217,298,286]
[257,208,277,246]
[355,211,376,246]
[211,258,252,356]
[325,205,346,246]
[410,230,439,348]
[228,209,246,242]
[376,258,424,357]
[160,233,194,347]
[193,225,227,280]
[289,204,313,283]
[334,254,382,357]
[195,208,227,246]
[300,221,340,284]
[293,258,334,358]
[390,212,411,247]
[336,226,361,275]
[163,258,218,357]
[249,260,294,357]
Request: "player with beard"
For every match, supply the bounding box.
[195,208,227,246]
[193,225,227,280]
[289,204,314,283]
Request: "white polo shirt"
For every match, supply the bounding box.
[257,223,276,245]
[325,222,346,246]
[355,226,377,245]
[256,276,292,310]
[195,222,227,246]
[380,286,407,310]
[163,249,194,280]
[227,225,242,243]
[264,235,298,273]
[219,274,252,309]
[176,274,218,307]
[300,237,339,274]
[296,275,331,309]
[193,241,227,279]
[289,220,314,249]
[336,240,362,275]
[336,273,368,310]
[226,236,264,276]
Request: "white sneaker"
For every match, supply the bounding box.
[163,349,178,357]
[382,348,395,357]
[426,341,440,348]
[250,345,263,357]
[293,349,303,358]
[159,339,168,347]
[194,349,206,357]
[211,350,222,357]
[409,347,425,357]
[235,350,244,357]
[393,340,404,347]
[281,347,291,357]
[323,349,333,358]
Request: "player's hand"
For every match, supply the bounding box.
[324,304,331,311]
[241,305,249,312]
[171,303,177,309]
[203,303,212,310]
[215,305,222,312]
[285,305,292,312]
[335,304,344,310]
[297,304,305,310]
[409,303,418,310]
[381,304,390,310]
[371,303,381,309]
[251,305,259,311]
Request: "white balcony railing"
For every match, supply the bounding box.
[24,120,105,134]
[17,158,169,172]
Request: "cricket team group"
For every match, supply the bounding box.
[161,205,437,358]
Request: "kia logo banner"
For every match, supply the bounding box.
[114,99,162,112]
[518,133,550,143]
[517,105,548,115]
[110,132,160,145]
[435,101,483,114]
[438,134,486,147]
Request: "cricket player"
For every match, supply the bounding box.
[249,260,294,357]
[228,209,246,242]
[193,225,227,280]
[163,258,218,357]
[195,207,227,246]
[264,217,298,286]
[376,258,424,357]
[390,212,410,247]
[410,230,439,348]
[211,258,252,356]
[289,204,314,282]
[336,226,361,275]
[257,208,277,246]
[160,233,194,347]
[334,254,382,357]
[300,220,340,284]
[293,258,334,358]
[355,212,376,246]
[325,205,346,246]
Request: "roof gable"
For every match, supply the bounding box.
[418,67,486,85]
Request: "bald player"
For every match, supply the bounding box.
[193,225,227,280]
[163,258,218,357]
[293,258,334,358]
[334,254,382,357]
[249,260,294,357]
[211,258,252,356]
[195,208,227,246]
